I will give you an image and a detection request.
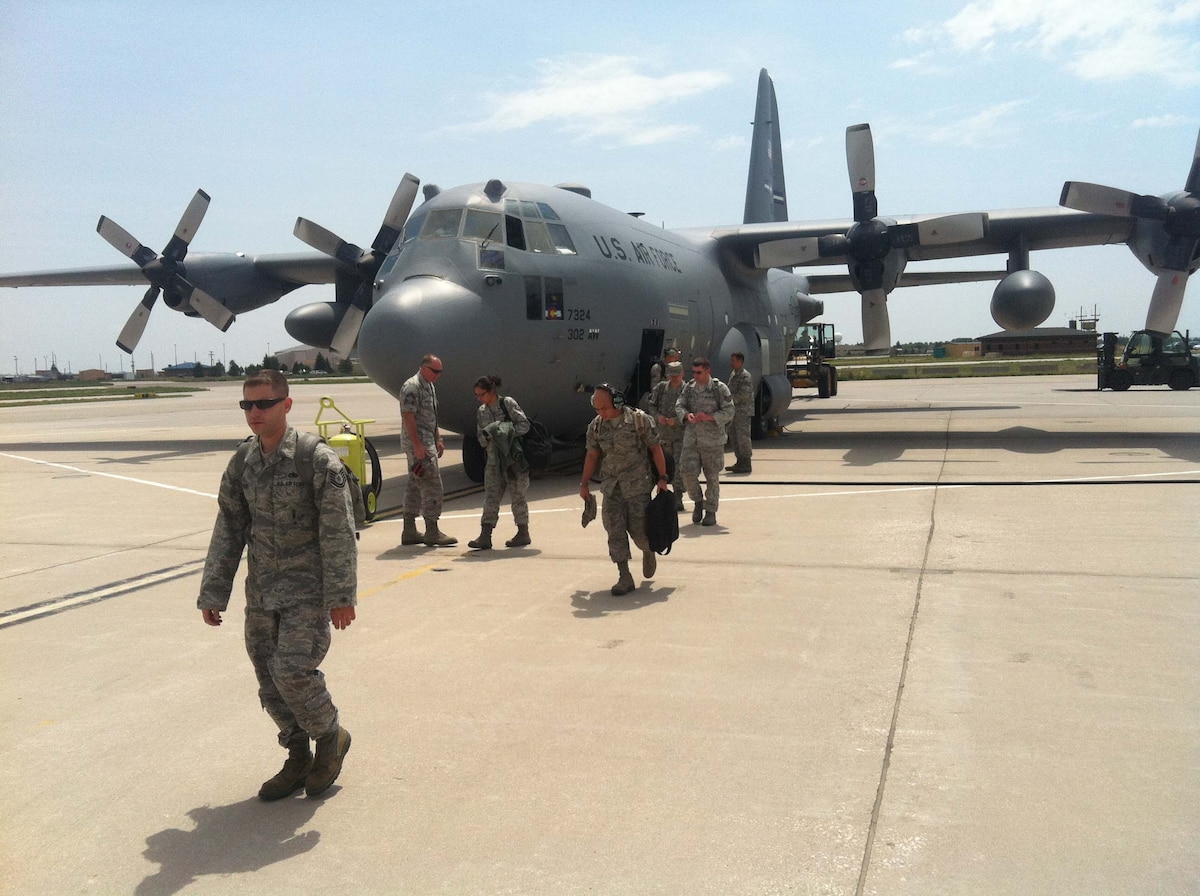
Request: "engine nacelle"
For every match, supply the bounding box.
[990,270,1055,331]
[285,301,347,350]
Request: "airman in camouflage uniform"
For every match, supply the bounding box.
[676,356,735,527]
[580,385,670,595]
[648,360,687,510]
[199,370,356,801]
[726,352,754,474]
[400,353,457,546]
[469,374,532,550]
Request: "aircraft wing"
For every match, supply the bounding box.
[0,252,338,290]
[806,269,1009,295]
[704,206,1134,270]
[0,265,149,288]
[235,252,339,286]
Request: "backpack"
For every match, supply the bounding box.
[233,432,369,534]
[498,396,554,471]
[587,408,673,483]
[645,488,679,555]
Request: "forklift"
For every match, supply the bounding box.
[1097,330,1198,391]
[787,323,838,398]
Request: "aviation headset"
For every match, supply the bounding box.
[591,383,625,410]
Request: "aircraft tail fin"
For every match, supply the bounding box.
[743,69,789,224]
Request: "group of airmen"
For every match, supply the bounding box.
[197,350,756,802]
[394,349,756,597]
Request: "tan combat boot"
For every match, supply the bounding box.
[258,738,313,802]
[401,515,424,545]
[306,726,351,798]
[468,525,493,550]
[423,519,458,546]
[505,525,531,548]
[611,562,636,596]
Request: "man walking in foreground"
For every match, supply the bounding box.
[199,370,356,800]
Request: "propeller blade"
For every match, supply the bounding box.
[329,288,370,359]
[1059,182,1140,216]
[294,217,365,266]
[846,124,877,222]
[1185,126,1200,194]
[182,283,235,332]
[817,233,851,258]
[861,288,891,354]
[754,237,822,268]
[912,212,987,246]
[116,285,160,353]
[161,189,211,263]
[1145,270,1190,334]
[97,217,157,267]
[372,173,420,255]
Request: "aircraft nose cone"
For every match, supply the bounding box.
[357,276,489,401]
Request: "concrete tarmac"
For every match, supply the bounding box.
[1,375,1197,895]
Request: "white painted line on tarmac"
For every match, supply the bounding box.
[0,452,217,499]
[0,561,205,628]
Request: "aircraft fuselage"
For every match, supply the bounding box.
[347,180,821,440]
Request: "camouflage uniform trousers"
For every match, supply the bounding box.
[481,462,530,528]
[658,426,685,492]
[601,479,651,564]
[729,413,753,461]
[680,438,725,512]
[245,603,339,747]
[403,451,445,519]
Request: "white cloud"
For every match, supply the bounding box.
[914,0,1200,87]
[447,56,730,146]
[1132,114,1191,128]
[888,100,1029,148]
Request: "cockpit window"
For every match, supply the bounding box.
[500,198,573,253]
[524,221,555,254]
[462,209,503,244]
[401,211,426,243]
[547,223,577,255]
[421,208,463,239]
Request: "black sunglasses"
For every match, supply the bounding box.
[239,397,286,411]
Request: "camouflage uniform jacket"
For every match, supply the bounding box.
[400,370,439,454]
[728,367,754,417]
[199,427,358,613]
[476,395,531,448]
[586,407,660,493]
[648,380,684,439]
[675,378,735,447]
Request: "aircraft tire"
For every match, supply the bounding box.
[463,438,486,483]
[363,437,382,521]
[1168,369,1195,391]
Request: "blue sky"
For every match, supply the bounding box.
[1,0,1197,375]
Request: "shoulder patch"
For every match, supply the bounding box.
[327,465,349,490]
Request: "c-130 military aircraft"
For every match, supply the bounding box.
[1,70,1196,481]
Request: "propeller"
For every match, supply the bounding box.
[805,124,986,353]
[1060,127,1200,334]
[99,190,234,353]
[294,173,420,358]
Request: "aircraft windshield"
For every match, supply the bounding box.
[422,209,463,239]
[462,209,503,244]
[402,199,575,255]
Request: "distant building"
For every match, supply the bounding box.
[274,345,358,373]
[161,361,216,377]
[978,327,1096,357]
